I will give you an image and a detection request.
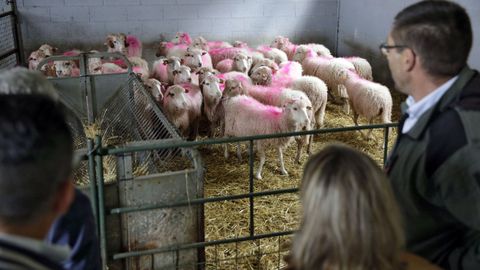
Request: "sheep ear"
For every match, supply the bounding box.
[201,51,207,56]
[173,70,179,75]
[186,47,191,52]
[218,78,224,84]
[184,88,189,93]
[195,70,201,75]
[163,59,169,65]
[306,106,312,110]
[180,59,185,65]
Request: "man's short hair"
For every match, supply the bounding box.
[392,0,472,77]
[0,95,73,225]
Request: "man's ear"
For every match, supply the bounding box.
[52,178,75,216]
[403,48,416,72]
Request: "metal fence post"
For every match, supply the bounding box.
[87,139,99,236]
[95,135,108,270]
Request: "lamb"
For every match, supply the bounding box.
[182,47,213,71]
[256,45,288,65]
[223,95,310,179]
[225,79,313,163]
[338,70,392,139]
[162,84,202,140]
[152,56,181,85]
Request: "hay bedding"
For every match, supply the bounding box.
[201,91,404,269]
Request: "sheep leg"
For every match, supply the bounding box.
[295,137,304,165]
[224,143,229,159]
[236,142,242,161]
[366,118,375,140]
[307,134,313,155]
[256,144,265,180]
[353,111,367,138]
[278,147,288,176]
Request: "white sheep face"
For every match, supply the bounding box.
[202,75,222,107]
[105,34,127,55]
[183,49,206,70]
[163,85,188,113]
[233,53,252,74]
[54,61,76,77]
[173,66,192,85]
[284,101,310,131]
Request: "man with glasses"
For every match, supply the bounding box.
[383,1,480,269]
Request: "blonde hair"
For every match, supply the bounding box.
[291,144,404,270]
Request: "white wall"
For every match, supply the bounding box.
[17,0,339,61]
[338,0,480,85]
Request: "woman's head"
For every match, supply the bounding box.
[292,144,404,270]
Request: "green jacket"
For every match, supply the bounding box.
[386,66,480,270]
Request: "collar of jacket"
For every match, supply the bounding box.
[402,66,476,140]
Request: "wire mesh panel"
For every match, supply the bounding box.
[0,15,15,57]
[0,53,16,70]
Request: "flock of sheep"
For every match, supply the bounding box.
[27,32,392,179]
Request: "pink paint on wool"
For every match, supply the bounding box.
[257,45,272,52]
[272,75,293,87]
[127,35,140,48]
[111,59,127,68]
[180,33,192,45]
[63,50,80,56]
[238,96,282,120]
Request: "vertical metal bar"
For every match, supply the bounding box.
[87,139,99,235]
[95,135,108,270]
[248,140,255,237]
[383,126,390,166]
[334,0,341,56]
[10,0,24,66]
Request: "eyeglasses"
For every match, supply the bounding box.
[379,42,409,55]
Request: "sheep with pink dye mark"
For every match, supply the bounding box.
[209,47,247,66]
[223,94,310,179]
[162,84,202,140]
[225,79,313,163]
[216,71,252,88]
[171,32,192,45]
[215,59,234,73]
[271,36,332,60]
[338,70,392,139]
[302,54,355,102]
[172,65,194,85]
[191,36,232,51]
[105,33,142,57]
[250,58,279,75]
[195,66,219,85]
[250,66,328,130]
[152,56,181,85]
[343,56,373,81]
[216,52,252,74]
[256,45,288,65]
[182,47,213,71]
[156,42,189,58]
[200,74,227,137]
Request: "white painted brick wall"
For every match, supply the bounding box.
[18,0,340,61]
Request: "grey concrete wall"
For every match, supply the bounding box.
[337,0,480,86]
[17,0,339,61]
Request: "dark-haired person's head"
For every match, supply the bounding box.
[391,0,472,78]
[0,94,74,237]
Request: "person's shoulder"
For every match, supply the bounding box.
[400,252,443,270]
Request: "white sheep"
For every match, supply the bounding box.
[182,47,213,71]
[38,44,57,57]
[191,36,232,51]
[143,78,164,103]
[271,36,332,60]
[216,52,252,74]
[209,47,247,66]
[171,32,192,45]
[338,70,392,139]
[344,56,373,81]
[225,79,313,164]
[152,56,182,85]
[249,58,279,75]
[251,66,328,129]
[172,65,194,85]
[195,66,219,85]
[105,33,142,58]
[200,74,226,137]
[256,45,288,65]
[129,56,149,81]
[162,84,202,140]
[156,42,189,58]
[223,95,310,179]
[54,60,80,77]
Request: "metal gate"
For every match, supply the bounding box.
[0,0,22,69]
